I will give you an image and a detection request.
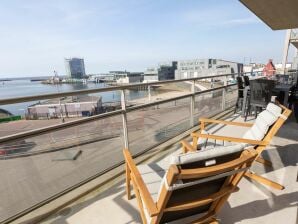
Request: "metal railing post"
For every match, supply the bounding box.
[222,76,227,110]
[121,90,129,148]
[190,80,195,127]
[148,85,151,102]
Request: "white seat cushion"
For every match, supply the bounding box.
[137,164,166,202]
[138,164,166,223]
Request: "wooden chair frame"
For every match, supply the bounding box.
[124,148,257,224]
[181,102,292,190]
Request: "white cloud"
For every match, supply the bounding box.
[182,7,259,28]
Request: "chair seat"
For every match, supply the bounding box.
[137,143,246,202]
[137,164,167,223]
[137,164,166,202]
[198,130,235,150]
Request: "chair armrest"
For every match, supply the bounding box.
[123,148,159,216]
[199,118,253,127]
[191,133,268,146]
[181,140,196,153]
[275,101,292,117]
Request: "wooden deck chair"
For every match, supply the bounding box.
[181,102,292,190]
[124,146,257,224]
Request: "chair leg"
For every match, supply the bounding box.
[209,219,219,224]
[125,163,132,200]
[245,171,285,190]
[244,104,250,121]
[234,97,239,114]
[256,157,273,167]
[254,106,258,118]
[193,217,219,224]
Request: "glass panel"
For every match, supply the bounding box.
[127,97,191,155]
[127,82,191,105]
[225,85,238,108]
[0,115,123,222]
[0,91,123,136]
[194,89,223,125]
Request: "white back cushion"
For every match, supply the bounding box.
[266,103,282,117]
[242,103,282,141]
[170,144,244,165]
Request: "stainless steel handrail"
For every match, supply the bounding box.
[0,73,239,105]
[0,83,236,144]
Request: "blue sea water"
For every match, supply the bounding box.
[0,79,147,115]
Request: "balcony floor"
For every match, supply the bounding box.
[41,113,298,224]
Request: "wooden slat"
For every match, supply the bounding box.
[164,186,234,212]
[191,211,216,224]
[131,178,147,224]
[199,118,254,127]
[256,157,273,167]
[191,133,268,146]
[125,163,131,200]
[123,148,159,216]
[245,171,285,190]
[153,165,179,224]
[181,140,196,153]
[179,151,257,179]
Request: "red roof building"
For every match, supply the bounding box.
[263,59,276,76]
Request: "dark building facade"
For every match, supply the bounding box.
[65,58,86,79]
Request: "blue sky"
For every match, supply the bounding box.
[0,0,295,77]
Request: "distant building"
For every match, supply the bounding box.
[88,73,115,83]
[143,61,177,82]
[243,63,265,75]
[175,59,243,80]
[113,71,143,84]
[274,62,292,73]
[263,59,276,76]
[65,58,86,79]
[26,95,102,119]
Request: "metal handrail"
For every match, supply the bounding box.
[0,83,236,145]
[0,73,239,105]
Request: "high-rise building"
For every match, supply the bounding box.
[64,58,86,79]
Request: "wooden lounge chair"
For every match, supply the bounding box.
[124,145,257,224]
[181,102,292,190]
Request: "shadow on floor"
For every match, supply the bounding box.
[220,191,298,224]
[21,182,141,224]
[261,143,298,170]
[275,113,298,142]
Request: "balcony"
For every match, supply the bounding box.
[0,73,297,224]
[40,115,297,224]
